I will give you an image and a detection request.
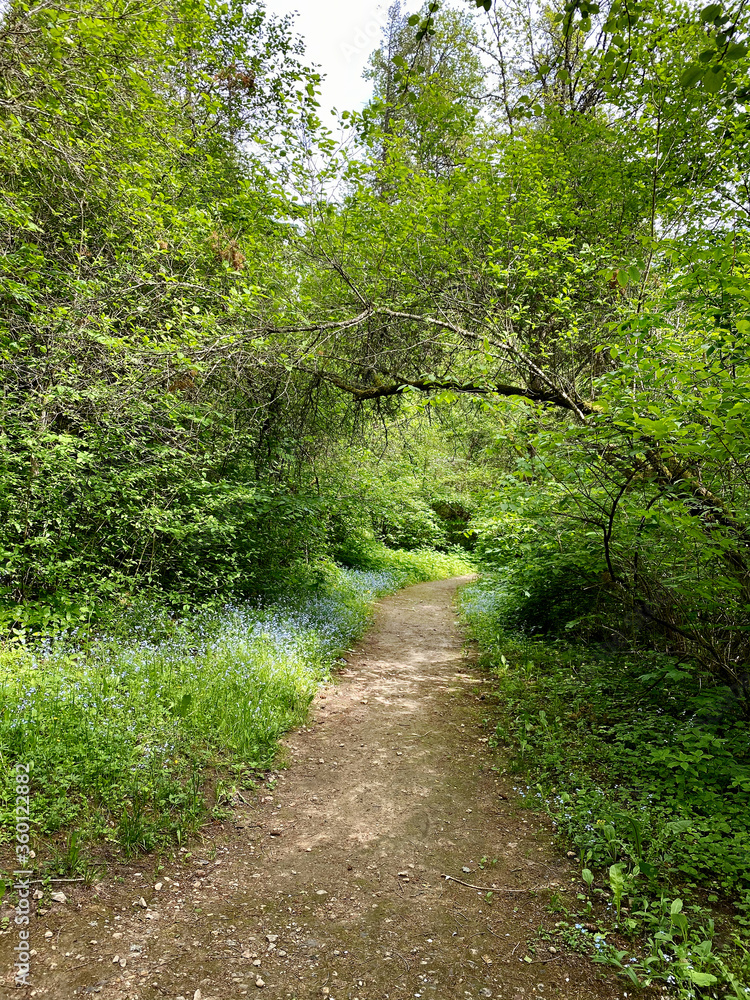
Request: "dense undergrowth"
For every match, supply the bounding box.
[0,544,473,870]
[460,576,750,999]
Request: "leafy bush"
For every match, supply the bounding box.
[0,456,333,635]
[372,494,447,550]
[460,576,750,996]
[325,474,449,551]
[472,480,609,636]
[493,554,606,636]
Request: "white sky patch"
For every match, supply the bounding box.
[263,0,421,116]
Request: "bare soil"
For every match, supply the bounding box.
[1,577,628,1000]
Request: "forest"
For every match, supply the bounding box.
[1,0,750,995]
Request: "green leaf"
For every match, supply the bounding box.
[687,971,718,986]
[170,692,193,718]
[670,898,683,916]
[700,3,723,21]
[703,66,726,92]
[726,42,749,59]
[680,64,704,88]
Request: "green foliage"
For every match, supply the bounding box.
[472,475,609,635]
[321,401,491,555]
[0,546,467,857]
[333,474,447,551]
[335,538,475,585]
[361,2,483,174]
[0,0,327,625]
[460,575,750,995]
[0,474,332,632]
[482,238,750,697]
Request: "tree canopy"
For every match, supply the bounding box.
[2,0,750,703]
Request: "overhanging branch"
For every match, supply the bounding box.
[272,306,594,415]
[317,369,587,409]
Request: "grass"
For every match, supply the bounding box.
[459,574,750,1000]
[0,544,475,868]
[336,537,476,583]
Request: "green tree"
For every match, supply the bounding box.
[0,0,328,623]
[281,0,750,702]
[358,1,484,176]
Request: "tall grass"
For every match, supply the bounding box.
[0,546,474,860]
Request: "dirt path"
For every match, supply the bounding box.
[2,577,621,1000]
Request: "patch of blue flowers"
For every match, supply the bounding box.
[0,553,474,853]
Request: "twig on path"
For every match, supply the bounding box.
[405,731,435,739]
[81,974,120,995]
[393,949,411,975]
[441,874,549,892]
[529,955,561,965]
[25,877,86,884]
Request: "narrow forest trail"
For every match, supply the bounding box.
[3,578,625,1000]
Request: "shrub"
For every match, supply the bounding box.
[459,575,750,995]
